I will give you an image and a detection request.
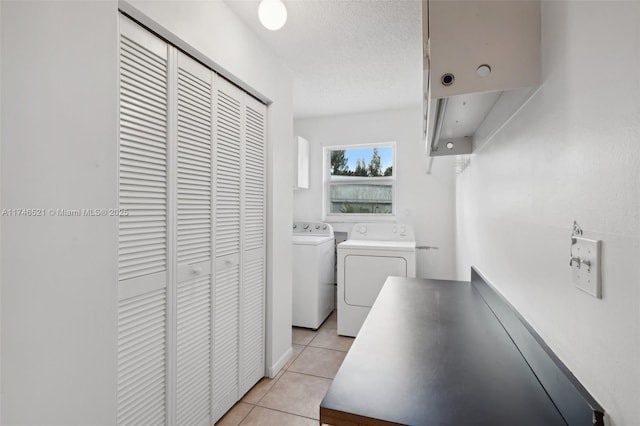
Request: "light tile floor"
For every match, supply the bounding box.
[216,310,354,426]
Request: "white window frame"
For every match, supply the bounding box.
[323,142,397,222]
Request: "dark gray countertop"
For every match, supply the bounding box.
[320,277,567,426]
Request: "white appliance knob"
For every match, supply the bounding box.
[359,226,367,234]
[400,226,406,234]
[315,224,320,229]
[293,223,297,229]
[303,224,309,229]
[392,226,398,233]
[322,225,327,230]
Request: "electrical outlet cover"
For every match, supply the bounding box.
[571,237,602,298]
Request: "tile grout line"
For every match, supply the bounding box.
[236,322,344,424]
[248,405,321,423]
[224,322,340,425]
[277,370,337,381]
[305,344,349,354]
[235,402,256,426]
[252,328,330,419]
[249,337,309,407]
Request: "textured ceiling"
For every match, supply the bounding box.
[224,0,423,118]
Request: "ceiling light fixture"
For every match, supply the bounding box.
[258,0,287,31]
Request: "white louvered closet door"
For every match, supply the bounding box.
[213,78,244,421]
[240,97,267,396]
[117,16,169,426]
[118,15,267,425]
[174,52,214,426]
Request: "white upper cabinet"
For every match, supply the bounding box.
[294,136,310,190]
[423,1,541,157]
[426,0,541,99]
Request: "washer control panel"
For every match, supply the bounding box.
[293,221,334,236]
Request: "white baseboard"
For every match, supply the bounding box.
[267,346,292,378]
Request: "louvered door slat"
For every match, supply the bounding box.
[119,26,168,280]
[243,103,266,252]
[119,87,166,118]
[178,117,211,141]
[178,104,211,126]
[117,288,167,425]
[120,83,166,117]
[121,98,166,121]
[175,52,213,426]
[239,98,266,396]
[120,68,167,104]
[213,263,240,419]
[118,16,168,425]
[176,275,211,426]
[120,37,166,72]
[178,179,210,192]
[178,113,211,135]
[176,59,212,267]
[215,83,242,259]
[179,141,211,158]
[241,257,265,394]
[177,139,211,157]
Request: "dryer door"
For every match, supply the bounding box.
[344,255,407,307]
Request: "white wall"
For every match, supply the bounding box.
[1,0,293,423]
[124,0,294,381]
[264,68,295,377]
[456,2,640,425]
[294,108,457,280]
[1,1,119,423]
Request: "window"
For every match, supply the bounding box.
[324,143,395,219]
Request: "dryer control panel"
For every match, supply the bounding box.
[293,221,334,237]
[349,223,415,241]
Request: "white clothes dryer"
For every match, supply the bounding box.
[337,223,416,337]
[292,222,335,329]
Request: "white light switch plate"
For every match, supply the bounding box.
[571,237,601,298]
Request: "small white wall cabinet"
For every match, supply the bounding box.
[294,136,310,190]
[117,15,266,425]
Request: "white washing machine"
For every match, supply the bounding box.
[337,223,416,337]
[292,221,335,329]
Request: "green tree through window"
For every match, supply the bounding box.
[354,158,368,176]
[368,148,382,177]
[326,145,395,216]
[330,150,349,176]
